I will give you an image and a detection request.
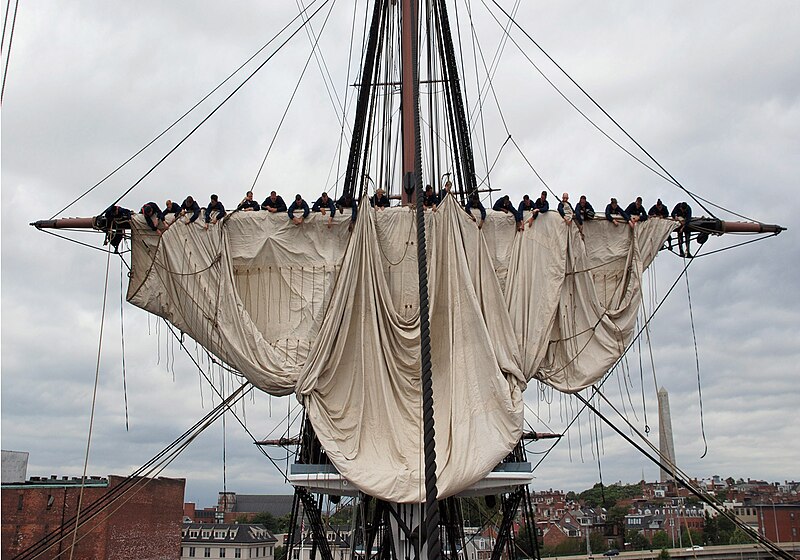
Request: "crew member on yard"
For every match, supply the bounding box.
[164,200,181,215]
[648,198,668,218]
[288,194,310,225]
[671,201,693,258]
[575,195,595,224]
[262,191,287,213]
[181,196,201,224]
[605,197,634,229]
[422,185,440,211]
[142,202,167,234]
[493,195,522,230]
[625,197,648,223]
[237,191,260,211]
[313,192,337,228]
[337,193,358,230]
[371,188,390,209]
[465,191,486,229]
[204,194,226,228]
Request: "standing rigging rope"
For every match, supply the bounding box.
[48,0,326,220]
[69,245,112,560]
[683,269,708,458]
[483,0,719,219]
[0,0,18,104]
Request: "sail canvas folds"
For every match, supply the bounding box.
[127,195,675,502]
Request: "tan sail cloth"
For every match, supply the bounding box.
[127,196,675,502]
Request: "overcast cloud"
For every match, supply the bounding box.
[2,1,798,508]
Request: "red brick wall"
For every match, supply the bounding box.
[1,476,185,560]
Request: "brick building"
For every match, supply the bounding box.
[2,474,185,560]
[753,503,800,543]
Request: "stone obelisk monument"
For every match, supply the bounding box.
[657,387,677,482]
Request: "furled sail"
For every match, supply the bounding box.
[127,194,675,502]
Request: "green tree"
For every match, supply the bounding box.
[729,528,754,545]
[589,532,605,554]
[579,483,642,508]
[703,512,718,545]
[275,545,287,560]
[659,548,671,560]
[651,531,670,549]
[607,505,629,538]
[680,528,702,547]
[627,530,650,550]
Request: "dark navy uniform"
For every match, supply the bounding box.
[313,196,336,215]
[625,201,648,222]
[182,197,201,223]
[262,194,287,213]
[141,202,165,231]
[288,198,310,220]
[671,202,693,257]
[337,194,358,222]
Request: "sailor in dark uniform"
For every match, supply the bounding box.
[204,194,226,228]
[671,201,693,257]
[625,197,648,223]
[180,196,201,224]
[103,205,132,251]
[371,188,390,209]
[465,192,486,229]
[313,192,337,228]
[262,191,287,213]
[164,200,182,215]
[648,198,669,218]
[605,197,634,229]
[237,191,260,211]
[288,194,310,225]
[530,191,550,221]
[422,185,440,211]
[336,193,358,226]
[493,195,522,230]
[575,195,595,224]
[141,202,167,233]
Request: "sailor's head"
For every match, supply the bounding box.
[580,195,587,203]
[321,192,329,201]
[245,191,254,201]
[143,204,154,216]
[210,194,219,204]
[425,184,433,194]
[562,192,569,202]
[185,196,194,206]
[523,194,530,202]
[503,195,510,203]
[610,197,618,206]
[376,188,384,197]
[270,191,277,200]
[165,199,172,208]
[540,191,547,199]
[295,194,303,202]
[636,196,643,205]
[656,198,663,207]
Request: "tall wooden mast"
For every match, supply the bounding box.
[400,0,419,204]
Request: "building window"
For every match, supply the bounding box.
[189,548,196,558]
[205,547,211,558]
[235,549,242,558]
[17,494,23,511]
[221,549,226,558]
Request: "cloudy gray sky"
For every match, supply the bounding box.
[2,1,798,508]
